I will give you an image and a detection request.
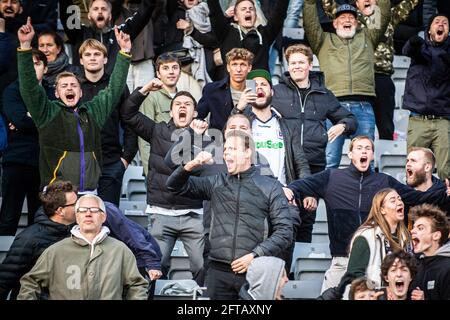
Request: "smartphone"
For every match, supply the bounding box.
[246,79,256,93]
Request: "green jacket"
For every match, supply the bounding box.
[17,229,148,300]
[138,88,172,176]
[303,0,391,97]
[321,0,420,75]
[18,49,131,191]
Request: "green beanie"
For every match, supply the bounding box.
[247,69,272,87]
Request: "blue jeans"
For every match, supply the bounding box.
[284,0,304,28]
[326,101,375,168]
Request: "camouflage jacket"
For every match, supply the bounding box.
[322,0,420,75]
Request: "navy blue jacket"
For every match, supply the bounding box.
[1,80,45,167]
[288,163,449,256]
[402,33,450,116]
[0,32,10,75]
[196,76,234,131]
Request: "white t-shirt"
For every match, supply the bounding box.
[252,115,286,185]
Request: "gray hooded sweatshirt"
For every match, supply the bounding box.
[244,256,286,300]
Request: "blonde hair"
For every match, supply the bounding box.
[55,72,79,87]
[349,135,375,152]
[285,44,314,64]
[79,38,107,57]
[226,48,254,65]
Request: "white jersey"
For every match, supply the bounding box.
[252,115,286,185]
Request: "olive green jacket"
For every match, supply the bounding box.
[321,0,420,75]
[303,0,390,97]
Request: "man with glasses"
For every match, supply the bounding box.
[17,194,148,300]
[0,181,162,300]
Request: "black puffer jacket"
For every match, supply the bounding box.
[121,89,203,210]
[166,165,293,263]
[0,209,71,300]
[272,72,357,167]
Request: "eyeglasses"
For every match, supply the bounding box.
[61,202,76,208]
[76,207,103,214]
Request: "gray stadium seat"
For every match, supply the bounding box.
[124,211,148,229]
[392,55,411,81]
[121,165,145,198]
[393,109,410,141]
[375,140,407,183]
[0,236,15,263]
[294,256,331,281]
[316,200,327,222]
[282,280,322,299]
[394,79,406,109]
[290,242,331,274]
[119,200,146,214]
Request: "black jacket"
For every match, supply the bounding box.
[121,89,203,209]
[59,0,157,75]
[0,209,71,300]
[207,0,289,70]
[80,73,137,165]
[288,163,449,256]
[1,80,52,167]
[272,72,357,167]
[410,242,450,300]
[232,106,311,183]
[402,17,450,117]
[166,165,293,264]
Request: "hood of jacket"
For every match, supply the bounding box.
[245,256,285,300]
[70,225,110,257]
[434,241,450,258]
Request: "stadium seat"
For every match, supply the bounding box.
[392,55,411,82]
[375,140,407,183]
[282,280,322,299]
[338,139,351,169]
[290,242,331,274]
[316,199,327,223]
[121,165,145,198]
[393,109,410,141]
[394,79,406,109]
[123,210,148,229]
[119,200,146,214]
[294,255,331,279]
[0,236,15,263]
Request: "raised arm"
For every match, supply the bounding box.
[389,176,449,206]
[321,0,337,19]
[264,0,290,43]
[86,28,131,127]
[365,0,391,47]
[17,19,58,128]
[58,0,83,45]
[117,0,159,41]
[391,0,420,28]
[207,0,231,42]
[166,151,217,200]
[303,0,326,54]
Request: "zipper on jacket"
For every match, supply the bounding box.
[358,173,363,225]
[295,87,305,146]
[231,174,242,260]
[348,41,353,94]
[74,111,86,192]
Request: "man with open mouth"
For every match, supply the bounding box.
[381,251,423,300]
[17,20,131,194]
[321,0,420,141]
[303,0,390,169]
[409,203,450,300]
[121,83,207,286]
[166,130,292,299]
[206,0,289,71]
[402,13,450,181]
[58,0,156,75]
[286,135,450,293]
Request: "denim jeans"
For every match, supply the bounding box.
[325,101,375,168]
[284,0,304,28]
